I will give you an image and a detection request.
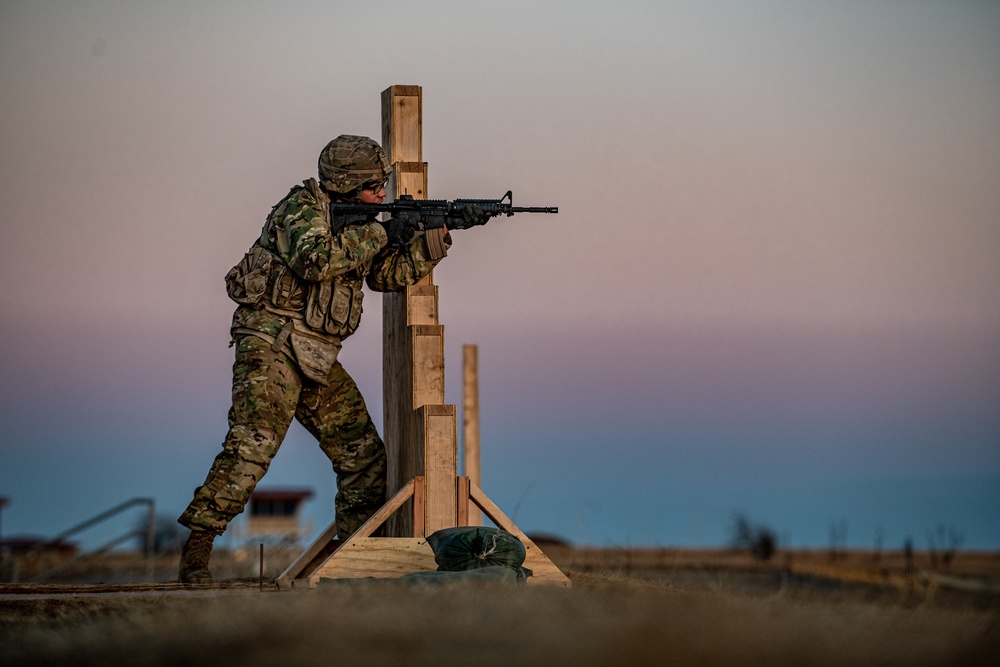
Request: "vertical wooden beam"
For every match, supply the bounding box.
[381,85,422,164]
[420,405,458,534]
[412,477,425,538]
[381,85,458,537]
[456,476,470,526]
[382,85,427,538]
[462,344,482,525]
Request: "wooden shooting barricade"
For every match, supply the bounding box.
[277,86,569,588]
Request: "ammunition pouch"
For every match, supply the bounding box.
[304,281,363,337]
[225,246,273,306]
[226,244,364,340]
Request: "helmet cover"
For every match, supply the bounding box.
[318,135,392,194]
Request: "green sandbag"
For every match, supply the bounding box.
[426,527,532,581]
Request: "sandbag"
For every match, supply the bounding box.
[426,527,532,582]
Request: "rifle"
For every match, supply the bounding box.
[328,190,557,259]
[329,190,558,232]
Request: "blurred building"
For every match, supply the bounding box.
[0,536,79,582]
[239,488,314,545]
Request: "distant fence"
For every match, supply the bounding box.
[8,497,156,583]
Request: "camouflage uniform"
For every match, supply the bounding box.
[179,165,448,540]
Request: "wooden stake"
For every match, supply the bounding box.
[462,344,482,525]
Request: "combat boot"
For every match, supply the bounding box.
[178,530,216,584]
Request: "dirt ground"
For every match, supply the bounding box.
[1,547,997,666]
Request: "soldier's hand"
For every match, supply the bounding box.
[461,204,491,228]
[382,217,418,247]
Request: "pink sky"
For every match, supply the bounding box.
[1,1,998,549]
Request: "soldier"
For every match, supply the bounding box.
[176,135,458,583]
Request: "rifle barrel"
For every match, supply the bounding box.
[509,206,558,214]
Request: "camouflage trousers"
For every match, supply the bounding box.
[178,334,386,540]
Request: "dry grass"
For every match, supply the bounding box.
[2,569,997,667]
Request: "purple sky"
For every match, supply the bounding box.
[1,1,998,552]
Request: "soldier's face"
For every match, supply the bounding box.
[359,178,387,204]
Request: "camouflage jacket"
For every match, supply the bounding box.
[226,178,448,382]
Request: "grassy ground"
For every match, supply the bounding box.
[1,554,998,666]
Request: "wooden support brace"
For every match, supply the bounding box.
[277,478,417,588]
[469,480,572,587]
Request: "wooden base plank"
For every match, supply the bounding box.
[308,538,435,585]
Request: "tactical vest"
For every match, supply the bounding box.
[224,179,364,383]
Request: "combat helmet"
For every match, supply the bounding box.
[318,135,392,195]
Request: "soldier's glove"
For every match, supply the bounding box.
[382,217,418,247]
[460,204,491,228]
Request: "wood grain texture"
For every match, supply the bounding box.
[420,405,457,534]
[462,345,482,525]
[308,538,436,584]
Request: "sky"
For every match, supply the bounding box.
[1,1,998,554]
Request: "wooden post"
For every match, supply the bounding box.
[381,85,457,537]
[462,344,482,526]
